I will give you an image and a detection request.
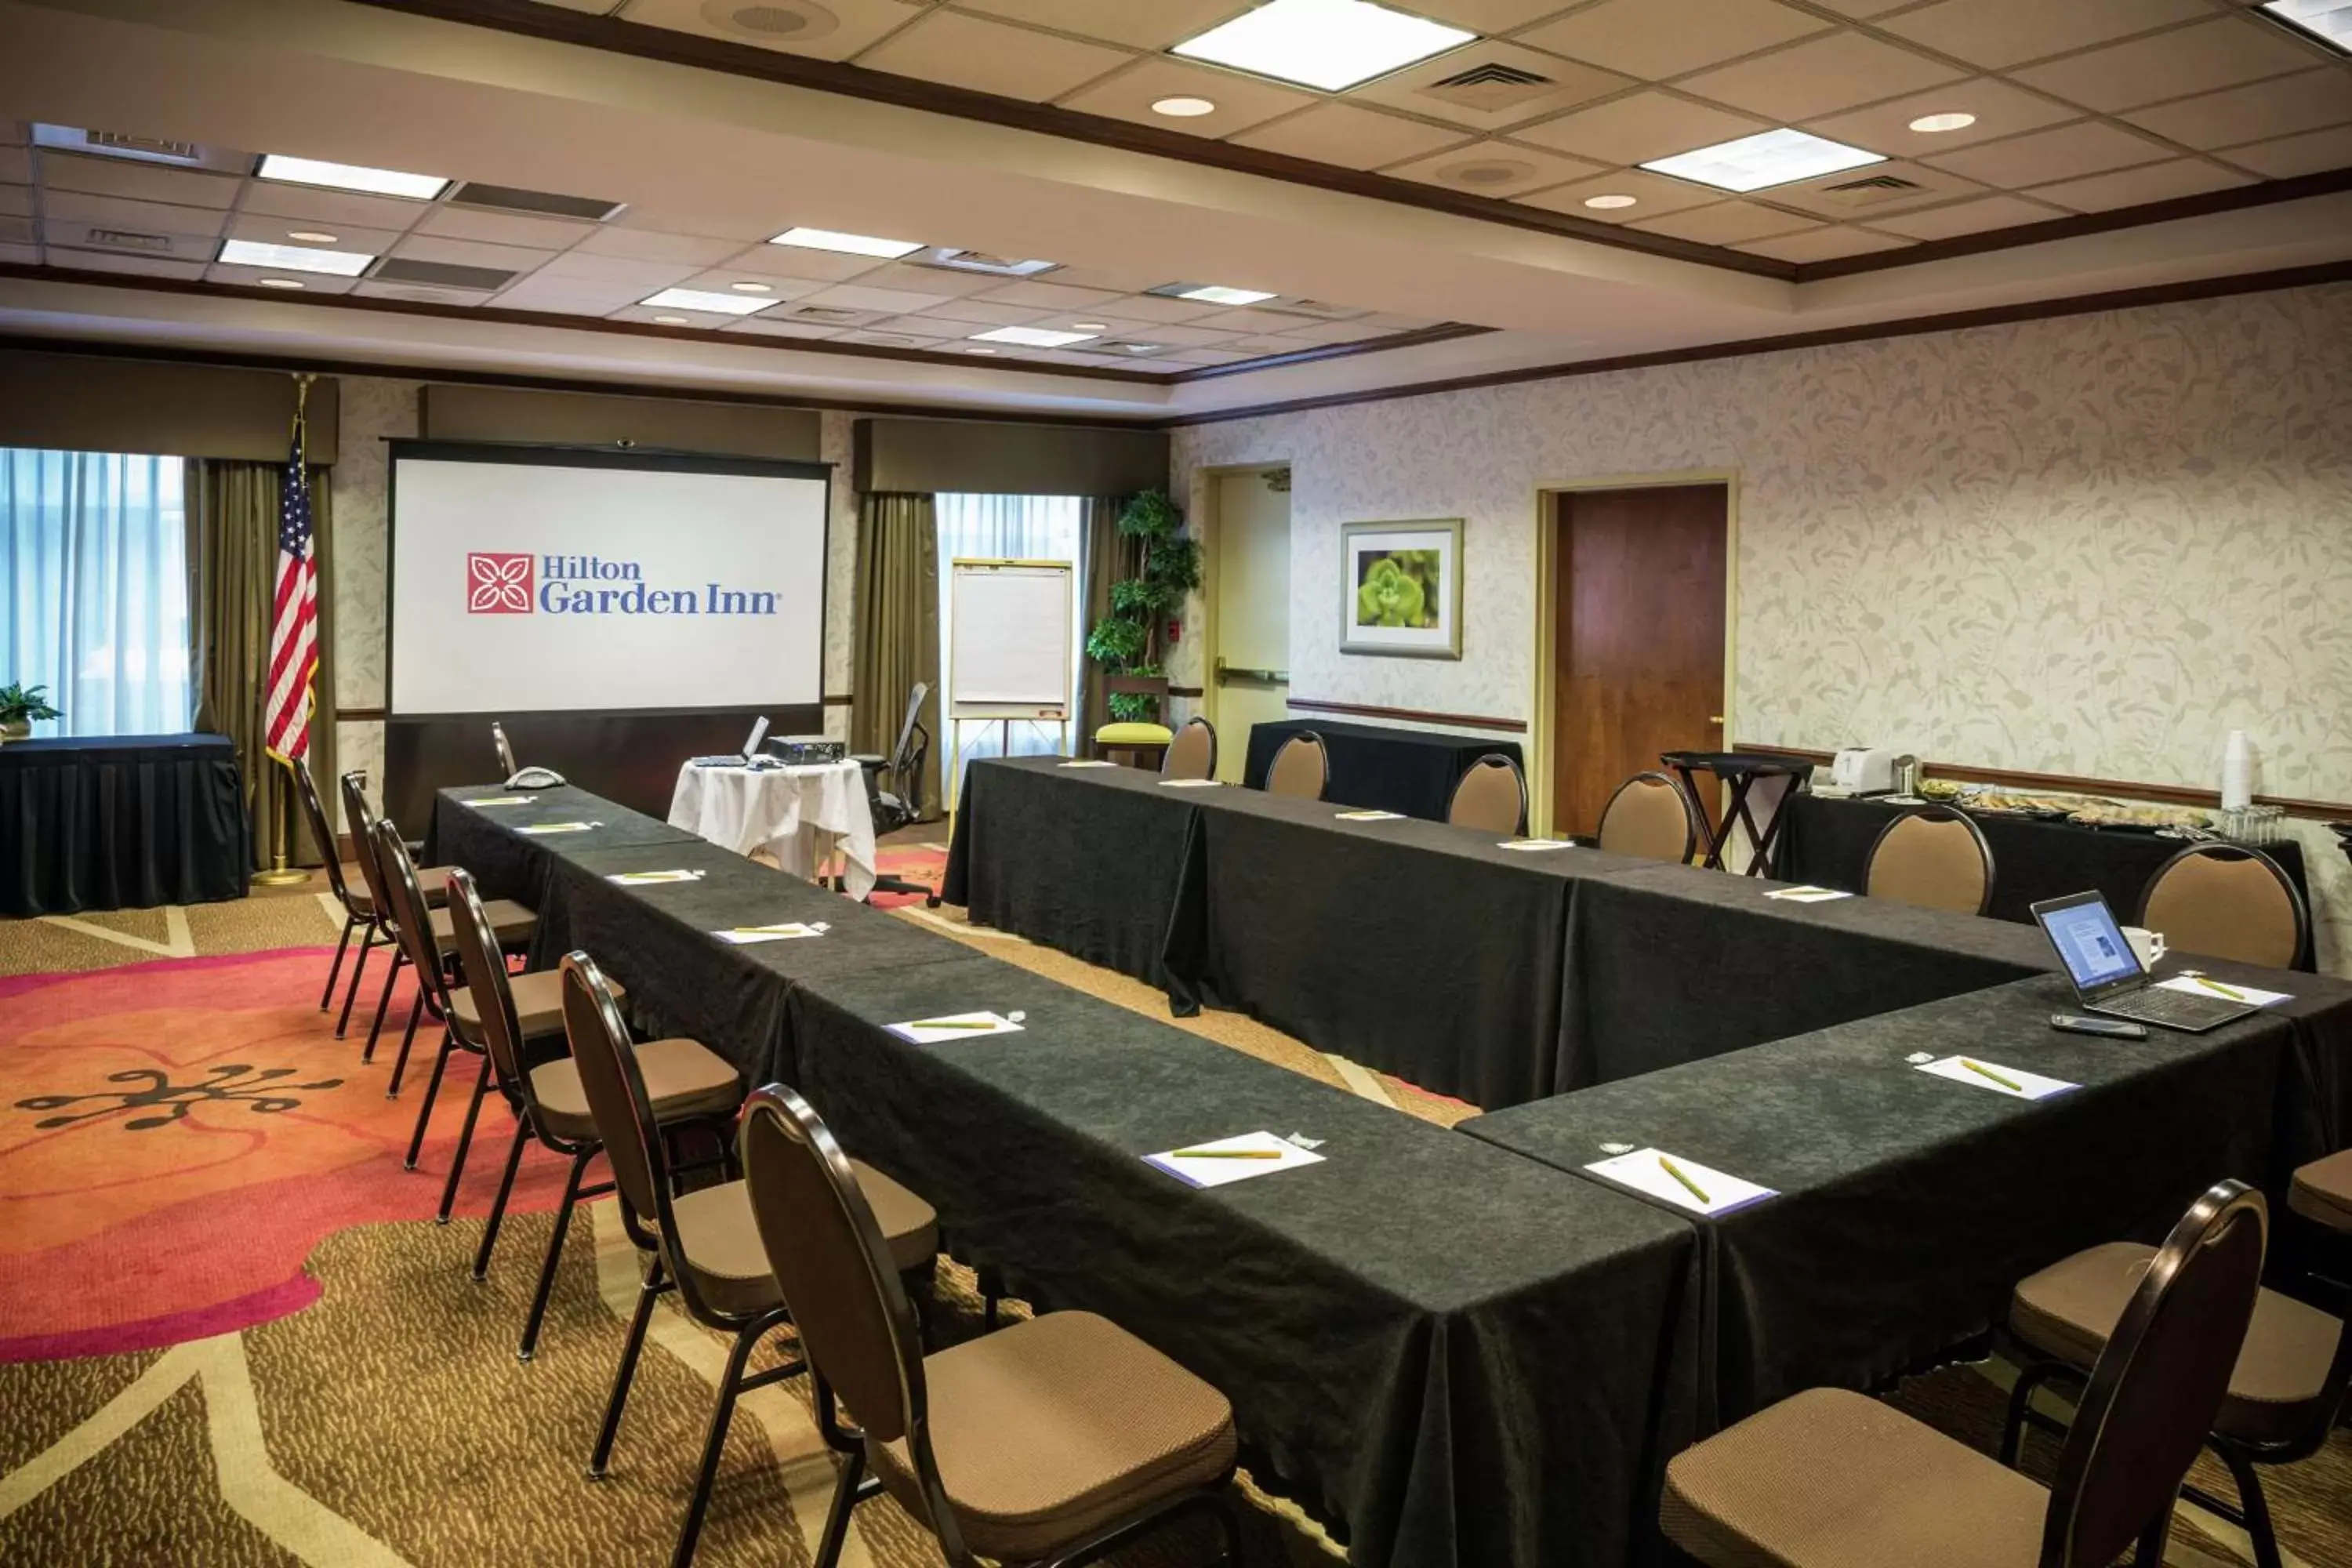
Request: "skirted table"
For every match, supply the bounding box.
[667,757,878,899]
[1242,717,1523,821]
[0,732,249,916]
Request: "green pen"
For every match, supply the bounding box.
[1169,1148,1283,1160]
[2191,975,2249,1002]
[1959,1058,2024,1092]
[1657,1156,1711,1205]
[911,1014,1002,1032]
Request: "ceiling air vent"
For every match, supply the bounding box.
[30,123,249,173]
[371,258,519,291]
[909,248,1060,278]
[1814,173,1927,208]
[698,0,840,42]
[45,220,217,262]
[783,304,877,325]
[1417,61,1557,114]
[446,182,626,223]
[84,227,177,252]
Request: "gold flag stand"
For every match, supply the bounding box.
[254,373,318,889]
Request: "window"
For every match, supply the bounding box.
[0,449,192,736]
[935,493,1086,791]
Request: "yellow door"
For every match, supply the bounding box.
[1210,470,1290,783]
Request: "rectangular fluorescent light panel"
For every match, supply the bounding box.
[1641,129,1884,193]
[640,288,775,316]
[769,227,924,260]
[2262,0,2352,53]
[216,238,374,276]
[969,325,1101,348]
[1179,284,1277,306]
[256,154,450,201]
[1174,0,1475,92]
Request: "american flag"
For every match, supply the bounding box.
[263,403,319,763]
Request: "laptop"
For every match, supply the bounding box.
[2029,891,2258,1033]
[691,716,771,768]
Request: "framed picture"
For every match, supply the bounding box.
[1340,519,1463,659]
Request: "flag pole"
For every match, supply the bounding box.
[253,373,318,887]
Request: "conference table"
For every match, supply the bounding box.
[1240,717,1524,822]
[0,731,249,916]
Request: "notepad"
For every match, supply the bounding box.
[460,796,529,807]
[606,869,706,887]
[1916,1054,2077,1101]
[1765,884,1852,903]
[1159,778,1222,789]
[516,821,599,835]
[1057,760,1120,769]
[1584,1148,1776,1217]
[2156,975,2292,1007]
[1334,809,1404,822]
[713,922,822,946]
[1145,1131,1326,1189]
[1497,839,1573,852]
[887,1011,1025,1044]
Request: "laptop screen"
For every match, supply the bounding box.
[2032,892,2144,993]
[741,715,770,758]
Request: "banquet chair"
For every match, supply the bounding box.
[442,870,738,1359]
[1446,753,1526,835]
[2136,844,2310,971]
[1864,805,1995,915]
[562,955,938,1568]
[857,681,937,904]
[1593,771,1702,862]
[1162,716,1217,782]
[1664,1180,2268,1568]
[1094,674,1174,769]
[294,761,374,1019]
[338,771,464,1049]
[739,1083,1241,1568]
[2294,1149,2352,1236]
[1265,731,1328,801]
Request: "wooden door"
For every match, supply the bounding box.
[1553,485,1727,835]
[1208,470,1291,782]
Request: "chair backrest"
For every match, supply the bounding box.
[1163,717,1217,781]
[2040,1180,2267,1568]
[340,772,396,925]
[2137,844,2308,971]
[1448,753,1526,835]
[1105,673,1170,728]
[559,953,695,1283]
[1597,772,1700,862]
[293,763,354,907]
[370,818,452,1015]
[444,868,528,1096]
[1266,731,1327,801]
[1864,807,1994,915]
[891,682,930,773]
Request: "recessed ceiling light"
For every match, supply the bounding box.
[729,281,773,292]
[640,287,773,316]
[2262,0,2352,55]
[652,314,691,325]
[1073,322,1109,331]
[1582,194,1638,209]
[1641,129,1884,193]
[217,238,373,275]
[966,347,998,355]
[286,229,339,244]
[1152,283,1279,306]
[1907,111,1976,134]
[970,325,1101,348]
[768,227,924,260]
[1174,0,1475,92]
[256,154,449,201]
[1152,96,1218,118]
[256,277,306,290]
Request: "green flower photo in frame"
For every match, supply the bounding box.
[1341,519,1463,659]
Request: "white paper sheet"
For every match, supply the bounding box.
[459,796,529,807]
[1915,1054,2077,1101]
[1334,810,1405,822]
[1497,840,1574,852]
[1145,1131,1326,1189]
[1159,778,1224,789]
[1765,884,1853,903]
[713,922,822,946]
[2155,975,2292,1007]
[606,869,706,886]
[1583,1148,1776,1216]
[516,821,599,835]
[1058,760,1119,769]
[887,1011,1025,1044]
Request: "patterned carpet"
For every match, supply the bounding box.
[0,861,2345,1568]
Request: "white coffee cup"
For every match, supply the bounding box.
[2122,926,2166,969]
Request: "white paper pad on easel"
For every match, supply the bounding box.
[2156,975,2292,1007]
[1145,1131,1325,1189]
[461,795,529,807]
[1766,885,1852,902]
[1916,1055,2077,1101]
[1057,760,1119,769]
[517,821,600,835]
[1584,1148,1776,1216]
[607,869,706,886]
[1497,840,1573,852]
[1159,778,1222,789]
[1334,810,1404,822]
[713,923,822,946]
[887,1011,1025,1044]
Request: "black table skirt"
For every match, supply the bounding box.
[0,732,249,915]
[1241,718,1523,821]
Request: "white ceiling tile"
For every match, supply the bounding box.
[877,311,1014,337]
[725,241,892,281]
[840,328,950,348]
[1383,139,1607,197]
[1922,119,2175,186]
[1512,90,1771,165]
[1867,193,2070,238]
[39,249,207,279]
[0,123,24,145]
[1091,321,1247,347]
[973,278,1126,308]
[855,9,1131,101]
[391,234,557,271]
[845,259,1014,296]
[0,213,32,246]
[1273,317,1415,344]
[1805,78,2085,155]
[2011,16,2321,112]
[913,296,1056,325]
[2024,158,2255,212]
[0,242,37,266]
[1788,0,1914,14]
[608,303,743,327]
[1057,58,1316,137]
[535,250,703,287]
[2216,122,2352,177]
[1229,104,1470,169]
[413,205,596,249]
[804,281,956,313]
[354,281,491,306]
[0,147,28,186]
[1105,292,1235,323]
[572,227,743,264]
[1519,0,1832,80]
[491,276,647,312]
[33,154,240,208]
[1624,201,1820,244]
[615,0,921,62]
[41,191,230,237]
[673,269,829,299]
[240,183,436,230]
[951,0,1241,51]
[1181,306,1324,333]
[1221,335,1318,354]
[1512,168,1721,220]
[225,212,406,252]
[724,318,848,339]
[1751,158,1990,220]
[1678,31,1968,122]
[1734,225,1915,261]
[2122,70,2352,151]
[1030,263,1163,293]
[1163,346,1255,365]
[528,0,626,11]
[607,205,789,241]
[1878,0,2213,70]
[1345,40,1633,135]
[206,263,357,294]
[0,184,31,218]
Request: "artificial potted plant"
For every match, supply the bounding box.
[1083,489,1202,723]
[0,682,61,742]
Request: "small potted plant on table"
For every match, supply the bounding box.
[0,682,62,742]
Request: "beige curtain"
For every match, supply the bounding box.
[189,460,338,869]
[1080,494,1142,739]
[851,492,942,817]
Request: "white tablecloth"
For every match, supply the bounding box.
[668,759,877,900]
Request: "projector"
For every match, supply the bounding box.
[768,735,845,766]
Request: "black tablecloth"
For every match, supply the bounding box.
[787,958,1701,1568]
[424,782,702,904]
[1466,973,2289,1427]
[0,732,249,915]
[1242,719,1524,821]
[1777,794,2311,946]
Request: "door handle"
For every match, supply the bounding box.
[1215,659,1288,687]
[1708,715,1726,726]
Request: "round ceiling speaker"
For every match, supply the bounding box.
[1443,159,1535,188]
[700,0,839,41]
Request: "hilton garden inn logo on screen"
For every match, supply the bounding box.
[465,553,780,617]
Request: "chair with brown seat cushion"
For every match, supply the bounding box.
[1864,805,1994,915]
[738,1083,1240,1568]
[2137,844,2309,971]
[2291,1149,2352,1233]
[337,771,489,1054]
[1161,716,1216,782]
[1265,731,1328,801]
[1446,753,1526,836]
[1998,1211,2350,1568]
[1664,1180,2269,1568]
[561,956,937,1568]
[293,761,372,1021]
[1595,771,1702,862]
